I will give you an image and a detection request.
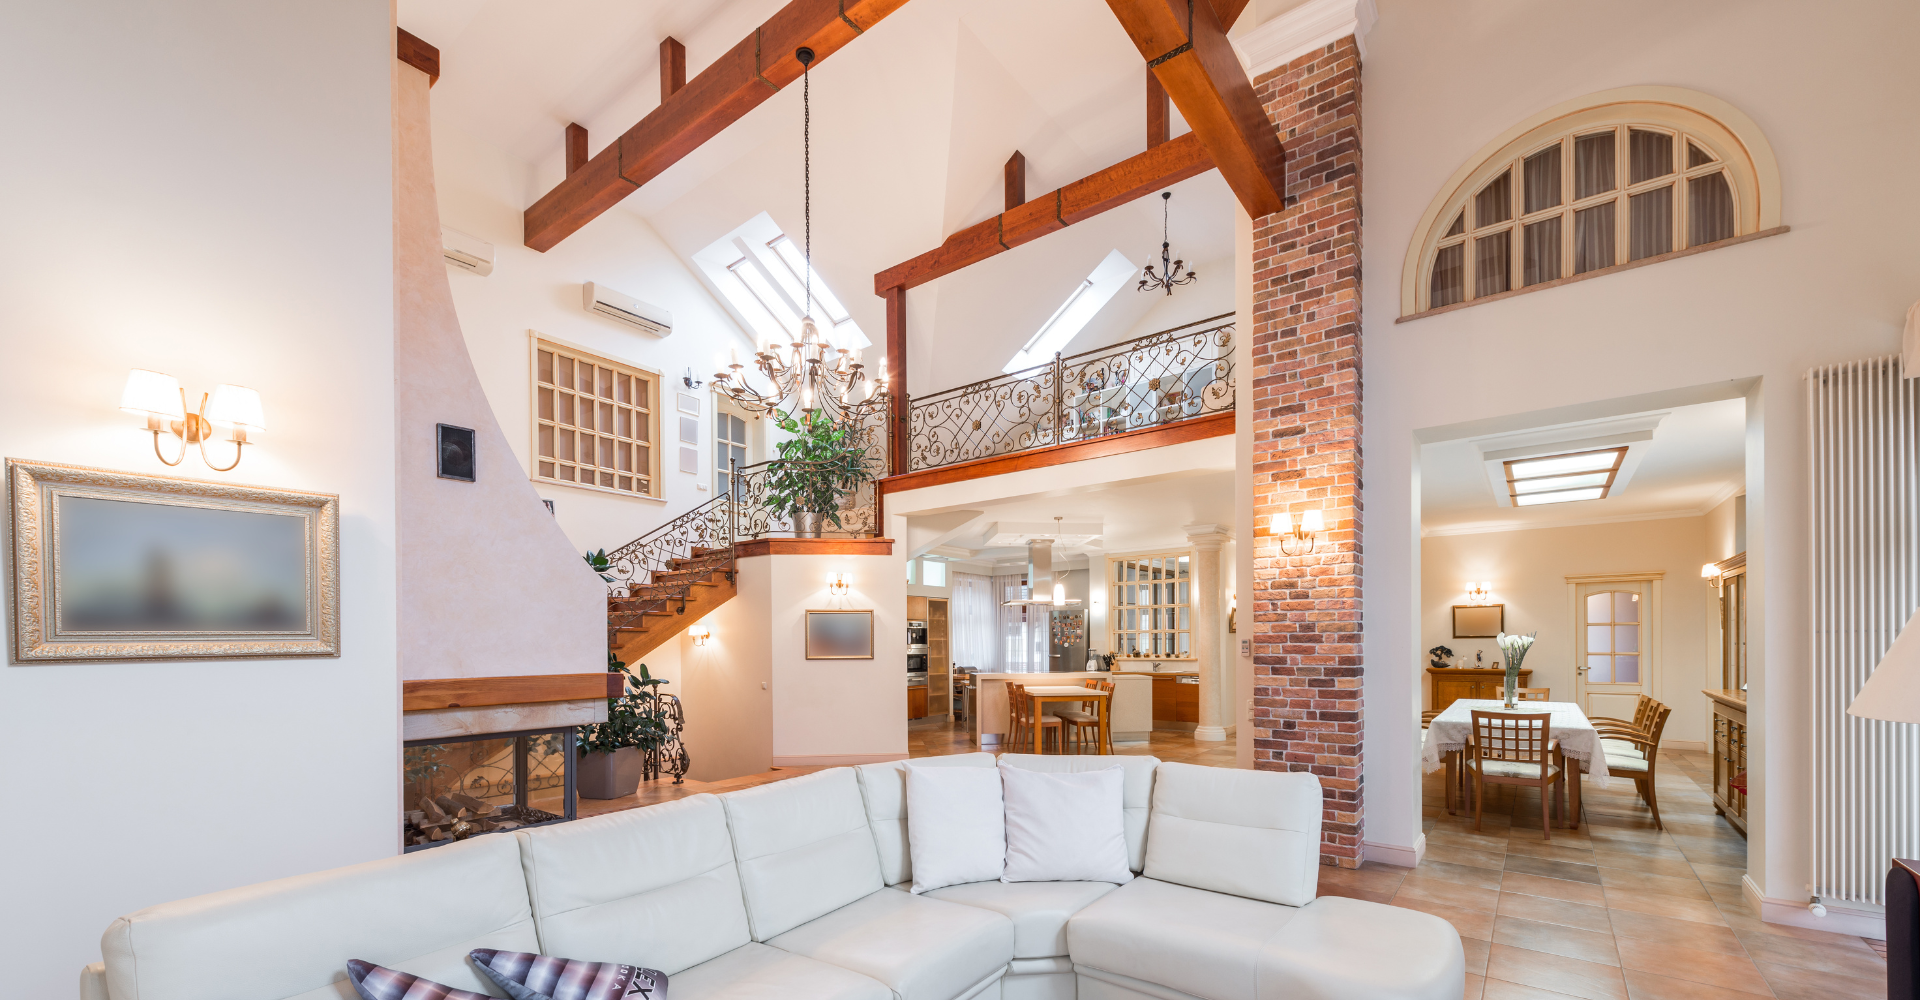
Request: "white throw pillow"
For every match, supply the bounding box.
[905,761,1006,893]
[999,762,1133,884]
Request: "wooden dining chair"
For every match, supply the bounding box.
[1598,702,1673,829]
[1466,710,1563,838]
[1059,680,1113,753]
[1591,695,1658,760]
[1009,684,1061,753]
[1516,688,1552,702]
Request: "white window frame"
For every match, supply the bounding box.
[1108,550,1195,661]
[529,334,663,501]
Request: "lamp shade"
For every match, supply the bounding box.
[206,384,266,432]
[1301,510,1326,532]
[1849,609,1920,724]
[120,369,185,419]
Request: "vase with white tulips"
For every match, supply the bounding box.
[1496,631,1537,709]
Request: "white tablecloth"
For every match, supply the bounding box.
[1421,699,1610,788]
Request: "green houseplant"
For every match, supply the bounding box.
[575,653,672,799]
[762,410,872,536]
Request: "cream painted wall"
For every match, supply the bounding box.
[1362,0,1920,911]
[0,2,396,996]
[1421,518,1712,746]
[678,565,773,783]
[768,551,909,765]
[429,118,764,557]
[1705,494,1744,563]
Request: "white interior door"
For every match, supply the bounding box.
[1574,581,1652,720]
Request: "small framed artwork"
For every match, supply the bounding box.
[679,415,699,444]
[1452,604,1505,638]
[9,459,341,660]
[676,392,701,416]
[436,424,476,482]
[805,609,874,659]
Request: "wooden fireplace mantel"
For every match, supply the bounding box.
[402,672,622,713]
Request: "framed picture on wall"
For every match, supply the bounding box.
[1452,604,1504,638]
[8,459,341,661]
[805,609,874,659]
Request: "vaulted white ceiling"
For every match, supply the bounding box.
[399,0,1240,395]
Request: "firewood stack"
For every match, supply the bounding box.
[404,791,530,847]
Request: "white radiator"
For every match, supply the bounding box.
[1809,355,1920,906]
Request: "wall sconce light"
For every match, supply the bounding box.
[689,624,711,646]
[1228,592,1238,634]
[1465,581,1494,605]
[121,369,264,472]
[1702,563,1724,590]
[827,571,851,597]
[1275,509,1324,556]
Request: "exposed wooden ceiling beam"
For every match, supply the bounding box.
[1209,0,1252,31]
[1105,0,1285,217]
[1146,69,1169,148]
[565,123,588,177]
[1005,151,1026,211]
[523,0,911,252]
[873,132,1212,293]
[660,37,687,101]
[396,28,439,86]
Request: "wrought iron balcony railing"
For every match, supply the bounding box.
[905,313,1235,473]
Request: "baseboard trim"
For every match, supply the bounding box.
[1743,874,1886,939]
[772,753,909,766]
[1363,833,1425,869]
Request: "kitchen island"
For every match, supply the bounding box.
[969,671,1151,748]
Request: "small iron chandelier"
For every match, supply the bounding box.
[1137,191,1197,295]
[712,46,889,424]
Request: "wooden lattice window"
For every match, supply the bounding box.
[532,339,658,498]
[1110,552,1191,659]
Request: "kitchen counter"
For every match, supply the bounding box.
[970,672,1152,747]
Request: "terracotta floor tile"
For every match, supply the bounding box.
[1755,960,1883,1000]
[1620,969,1773,999]
[1702,883,1749,908]
[1591,851,1697,880]
[1320,863,1407,895]
[1498,892,1613,933]
[1502,871,1609,906]
[1605,909,1746,956]
[1432,827,1522,852]
[1507,854,1605,885]
[1506,841,1599,865]
[1584,827,1679,849]
[1494,915,1622,966]
[1614,938,1772,995]
[1316,882,1394,904]
[1466,972,1487,999]
[1389,892,1498,942]
[1689,863,1747,886]
[1416,858,1509,889]
[1396,874,1502,913]
[1597,867,1711,900]
[1721,910,1881,949]
[1601,889,1728,926]
[1486,943,1629,1000]
[1736,929,1887,979]
[1483,978,1597,999]
[1464,936,1492,975]
[1427,843,1512,871]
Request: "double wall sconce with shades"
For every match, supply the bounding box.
[827,571,851,598]
[689,624,712,647]
[1464,582,1495,605]
[1702,563,1725,590]
[120,369,265,472]
[1275,510,1325,556]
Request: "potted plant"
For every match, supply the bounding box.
[575,653,671,799]
[762,410,872,537]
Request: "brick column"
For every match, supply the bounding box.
[1247,37,1363,868]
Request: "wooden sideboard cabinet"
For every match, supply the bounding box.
[1705,689,1748,835]
[1429,667,1534,712]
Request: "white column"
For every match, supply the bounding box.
[1187,524,1232,741]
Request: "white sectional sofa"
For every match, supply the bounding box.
[80,754,1463,1000]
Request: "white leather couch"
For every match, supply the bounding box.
[79,754,1463,1000]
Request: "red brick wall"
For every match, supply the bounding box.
[1247,37,1364,868]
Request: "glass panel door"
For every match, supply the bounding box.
[1574,581,1651,720]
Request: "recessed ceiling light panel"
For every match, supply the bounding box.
[1512,472,1613,495]
[1514,487,1607,506]
[1505,447,1625,506]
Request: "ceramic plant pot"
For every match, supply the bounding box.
[793,511,827,538]
[576,746,644,799]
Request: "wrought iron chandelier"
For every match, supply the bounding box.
[712,46,889,424]
[1137,191,1197,295]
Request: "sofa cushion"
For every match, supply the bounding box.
[925,880,1116,959]
[999,763,1132,886]
[768,887,1014,1000]
[997,754,1158,871]
[516,794,750,976]
[906,761,1006,893]
[1068,877,1298,1000]
[1142,762,1321,906]
[721,768,886,941]
[855,753,997,886]
[347,960,490,1000]
[100,832,535,1000]
[469,949,667,1000]
[1257,896,1465,1000]
[669,942,892,1000]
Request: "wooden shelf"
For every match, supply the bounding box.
[402,673,621,713]
[734,537,894,557]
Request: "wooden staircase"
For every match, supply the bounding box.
[608,545,737,663]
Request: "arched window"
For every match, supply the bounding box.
[1401,88,1783,318]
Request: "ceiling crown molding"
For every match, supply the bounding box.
[1231,0,1377,79]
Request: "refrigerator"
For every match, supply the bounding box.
[1047,609,1088,672]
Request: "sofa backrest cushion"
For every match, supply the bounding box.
[853,752,997,885]
[1142,762,1323,907]
[516,794,750,976]
[720,768,885,941]
[100,833,535,1000]
[998,753,1159,871]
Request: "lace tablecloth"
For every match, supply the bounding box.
[1421,699,1610,788]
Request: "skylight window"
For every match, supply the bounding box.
[1003,250,1136,373]
[1505,447,1626,505]
[693,213,870,353]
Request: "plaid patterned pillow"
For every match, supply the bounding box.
[345,959,493,1000]
[470,949,668,1000]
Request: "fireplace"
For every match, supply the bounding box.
[402,726,577,852]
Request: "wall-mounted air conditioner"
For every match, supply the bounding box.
[584,282,672,337]
[441,226,494,276]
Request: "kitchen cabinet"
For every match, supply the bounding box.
[1150,673,1200,728]
[1706,689,1747,835]
[908,684,928,720]
[927,598,951,718]
[1428,667,1533,712]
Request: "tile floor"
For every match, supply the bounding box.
[906,716,1241,767]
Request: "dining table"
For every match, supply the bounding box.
[1421,699,1609,828]
[1021,685,1114,755]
